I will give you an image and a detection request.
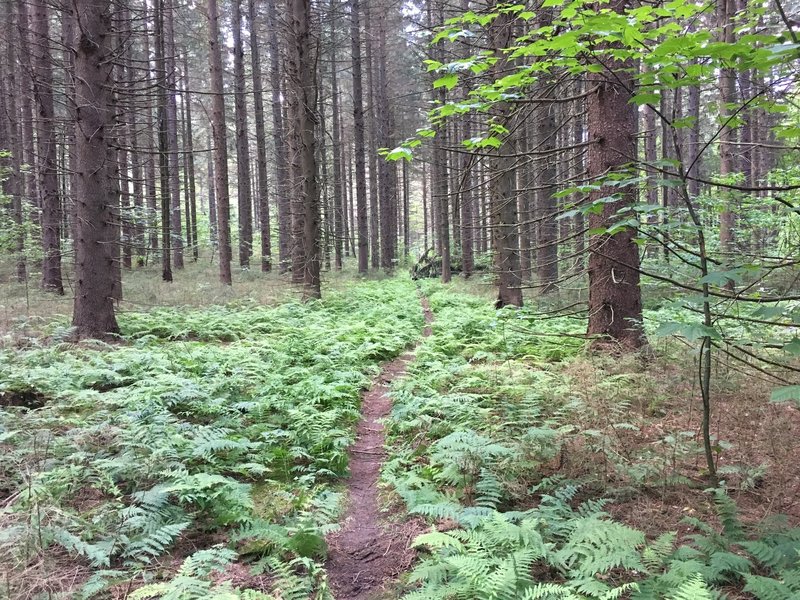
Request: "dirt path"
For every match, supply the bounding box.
[325,296,434,599]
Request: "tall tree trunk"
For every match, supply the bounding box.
[375,8,395,271]
[207,0,232,284]
[686,75,702,198]
[143,6,159,259]
[268,0,291,272]
[182,53,199,262]
[330,8,345,271]
[249,0,271,272]
[364,3,380,269]
[72,0,119,338]
[130,43,144,267]
[31,0,64,294]
[350,0,369,273]
[586,0,645,350]
[717,0,736,261]
[232,0,253,268]
[4,3,26,282]
[422,159,429,251]
[164,0,183,268]
[286,0,320,298]
[536,85,558,293]
[16,0,37,258]
[155,0,172,281]
[180,64,194,261]
[487,11,521,306]
[402,159,410,258]
[207,140,217,246]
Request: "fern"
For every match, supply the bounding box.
[668,573,714,600]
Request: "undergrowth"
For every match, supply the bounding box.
[385,280,800,600]
[0,278,423,599]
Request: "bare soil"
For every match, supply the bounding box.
[325,296,434,600]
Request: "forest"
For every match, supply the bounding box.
[1,0,800,597]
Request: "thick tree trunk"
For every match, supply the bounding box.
[285,0,320,298]
[249,0,271,272]
[487,11,521,306]
[71,0,119,339]
[586,0,645,350]
[31,0,64,294]
[350,0,369,273]
[207,0,232,284]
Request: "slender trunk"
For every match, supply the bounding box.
[207,0,232,284]
[350,0,369,273]
[143,6,159,258]
[164,0,183,268]
[232,0,253,268]
[330,15,345,270]
[31,0,64,294]
[268,0,291,272]
[207,142,217,246]
[718,0,736,261]
[155,0,172,281]
[182,53,199,262]
[249,0,271,272]
[364,3,380,269]
[536,78,558,293]
[4,5,26,282]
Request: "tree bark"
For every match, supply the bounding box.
[31,0,64,294]
[717,0,736,260]
[249,0,271,272]
[71,0,119,338]
[182,53,199,262]
[487,11,521,306]
[232,0,253,268]
[164,0,183,269]
[330,6,345,271]
[586,0,645,350]
[267,0,291,272]
[350,0,369,273]
[285,0,320,298]
[207,0,232,284]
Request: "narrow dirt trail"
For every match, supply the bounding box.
[325,295,434,599]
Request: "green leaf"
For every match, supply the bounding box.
[385,147,413,162]
[433,73,459,91]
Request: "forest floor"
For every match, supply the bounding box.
[324,295,433,599]
[1,269,799,599]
